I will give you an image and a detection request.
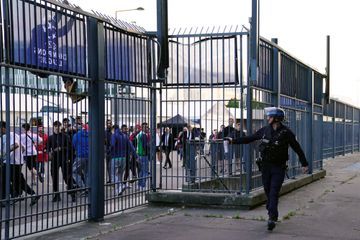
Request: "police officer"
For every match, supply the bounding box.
[226,107,309,231]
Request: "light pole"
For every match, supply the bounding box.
[114,7,144,19]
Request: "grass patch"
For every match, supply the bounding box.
[282,211,296,221]
[252,216,266,221]
[232,214,243,220]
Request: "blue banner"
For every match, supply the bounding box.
[105,25,149,85]
[11,0,86,76]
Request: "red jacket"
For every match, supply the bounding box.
[37,133,48,162]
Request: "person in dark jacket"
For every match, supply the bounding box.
[63,118,77,188]
[105,119,113,183]
[72,124,89,192]
[234,123,245,172]
[226,107,309,231]
[223,118,236,175]
[216,125,225,170]
[111,125,138,195]
[161,127,174,169]
[182,125,196,183]
[47,121,75,202]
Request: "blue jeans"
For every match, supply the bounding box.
[111,157,126,194]
[261,165,286,221]
[225,145,234,175]
[138,156,149,188]
[73,158,88,188]
[185,144,196,183]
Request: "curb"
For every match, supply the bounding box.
[147,170,326,209]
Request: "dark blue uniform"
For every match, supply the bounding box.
[234,123,308,221]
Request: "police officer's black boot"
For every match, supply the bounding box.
[267,218,276,231]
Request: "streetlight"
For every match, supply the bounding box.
[115,7,144,19]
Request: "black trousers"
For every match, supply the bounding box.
[124,155,139,181]
[1,164,35,200]
[163,147,172,168]
[261,165,286,221]
[24,155,37,171]
[51,157,73,193]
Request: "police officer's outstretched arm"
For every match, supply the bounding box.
[288,130,309,174]
[228,127,265,144]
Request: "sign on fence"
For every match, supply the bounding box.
[10,0,86,75]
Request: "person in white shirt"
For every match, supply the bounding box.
[1,121,40,207]
[156,128,161,164]
[21,123,43,184]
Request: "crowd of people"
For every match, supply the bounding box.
[168,118,245,176]
[0,116,248,206]
[0,117,155,206]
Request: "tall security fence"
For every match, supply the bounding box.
[0,1,156,239]
[157,30,326,194]
[0,0,359,239]
[323,99,360,159]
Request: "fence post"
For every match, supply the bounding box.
[333,101,336,158]
[87,17,105,221]
[245,67,253,194]
[352,107,354,154]
[307,70,314,174]
[343,105,346,156]
[358,109,360,152]
[2,0,12,237]
[271,38,280,107]
[149,37,157,192]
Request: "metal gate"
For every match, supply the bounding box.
[0,0,156,238]
[157,27,249,193]
[1,0,358,239]
[157,28,326,194]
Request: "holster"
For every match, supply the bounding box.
[255,157,263,172]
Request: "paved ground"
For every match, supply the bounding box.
[2,150,241,239]
[25,153,360,240]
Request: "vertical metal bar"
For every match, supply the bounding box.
[148,38,157,192]
[271,39,280,107]
[87,17,105,221]
[239,35,244,193]
[156,0,169,79]
[2,0,11,238]
[4,66,11,240]
[250,0,259,84]
[308,70,314,174]
[358,108,360,152]
[333,101,336,158]
[325,36,330,104]
[352,107,354,154]
[245,35,253,194]
[343,104,346,156]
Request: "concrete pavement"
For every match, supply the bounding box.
[27,153,360,240]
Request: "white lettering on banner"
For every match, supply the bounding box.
[33,46,67,67]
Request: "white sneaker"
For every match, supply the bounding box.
[117,187,124,196]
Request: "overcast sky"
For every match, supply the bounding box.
[70,0,360,106]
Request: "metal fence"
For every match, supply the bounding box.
[157,30,326,194]
[0,0,155,239]
[0,0,360,239]
[323,99,360,159]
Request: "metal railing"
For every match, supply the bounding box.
[0,0,359,239]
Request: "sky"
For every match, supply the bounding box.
[70,0,360,106]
